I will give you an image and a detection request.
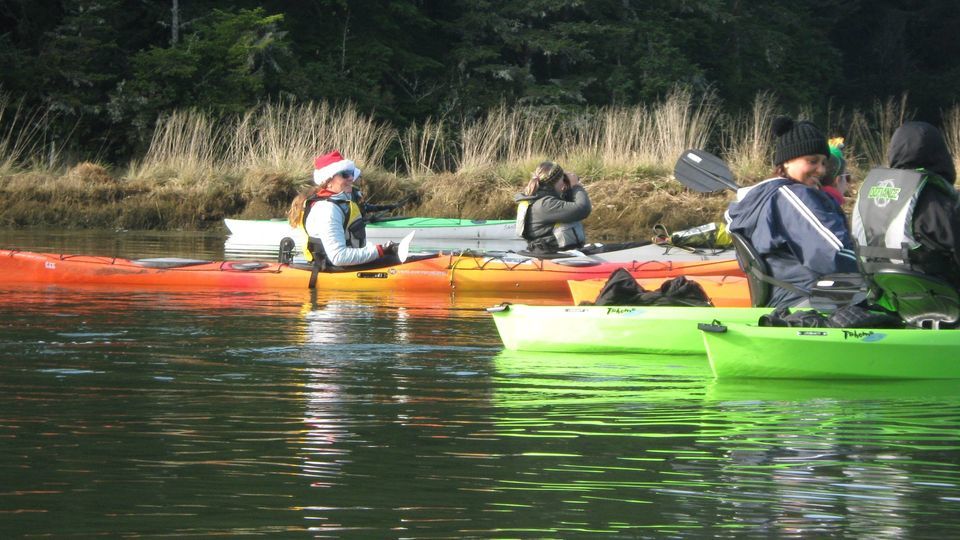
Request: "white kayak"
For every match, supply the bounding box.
[226,216,518,242]
[224,217,526,255]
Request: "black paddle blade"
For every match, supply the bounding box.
[673,149,739,193]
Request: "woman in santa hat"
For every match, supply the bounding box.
[292,150,399,271]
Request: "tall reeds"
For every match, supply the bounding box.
[0,93,70,175]
[130,102,396,192]
[128,109,227,188]
[449,86,719,177]
[456,105,560,173]
[400,118,447,180]
[940,104,960,173]
[229,101,395,179]
[848,94,911,168]
[723,91,779,182]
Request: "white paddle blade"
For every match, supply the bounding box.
[398,231,415,263]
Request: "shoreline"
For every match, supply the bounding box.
[0,168,732,243]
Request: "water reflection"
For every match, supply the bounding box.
[290,290,502,535]
[700,378,960,537]
[487,350,960,536]
[0,227,227,259]
[3,238,960,537]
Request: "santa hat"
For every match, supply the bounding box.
[313,150,356,185]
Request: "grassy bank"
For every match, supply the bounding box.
[1,90,954,242]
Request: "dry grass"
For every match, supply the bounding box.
[585,174,729,241]
[722,91,779,183]
[0,93,71,175]
[400,118,448,180]
[848,94,912,168]
[3,91,943,233]
[940,104,960,174]
[408,170,517,220]
[129,102,396,190]
[651,86,718,165]
[445,86,719,193]
[229,101,395,176]
[127,109,227,187]
[456,105,561,173]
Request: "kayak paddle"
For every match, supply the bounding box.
[398,231,415,263]
[673,149,739,193]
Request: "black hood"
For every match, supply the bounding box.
[888,121,956,184]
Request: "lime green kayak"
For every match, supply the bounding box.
[488,304,768,355]
[700,322,960,379]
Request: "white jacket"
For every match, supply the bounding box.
[304,192,380,267]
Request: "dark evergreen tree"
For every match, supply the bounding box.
[109,7,297,149]
[0,0,959,164]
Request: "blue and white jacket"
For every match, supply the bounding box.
[725,177,858,307]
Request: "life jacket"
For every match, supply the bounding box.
[852,167,958,273]
[299,191,367,267]
[515,196,586,252]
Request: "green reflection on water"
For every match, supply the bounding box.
[3,229,960,539]
[489,348,960,537]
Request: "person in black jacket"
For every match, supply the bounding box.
[852,121,960,289]
[514,161,592,254]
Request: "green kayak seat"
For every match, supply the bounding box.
[870,269,960,329]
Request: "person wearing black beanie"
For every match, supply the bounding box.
[852,121,960,291]
[724,116,858,308]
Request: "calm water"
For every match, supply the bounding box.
[2,229,960,537]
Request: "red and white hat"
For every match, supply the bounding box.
[313,150,356,185]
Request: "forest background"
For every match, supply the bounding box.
[2,0,960,239]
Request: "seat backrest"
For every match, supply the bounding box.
[870,269,960,328]
[730,231,771,307]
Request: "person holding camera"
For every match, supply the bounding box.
[515,161,592,254]
[297,150,400,270]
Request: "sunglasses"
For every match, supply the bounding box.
[336,170,355,178]
[837,173,851,182]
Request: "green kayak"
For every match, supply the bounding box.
[489,304,769,355]
[700,322,960,380]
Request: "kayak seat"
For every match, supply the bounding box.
[223,262,270,271]
[870,269,960,329]
[551,259,602,267]
[132,258,210,269]
[730,232,864,309]
[289,253,441,273]
[730,232,774,307]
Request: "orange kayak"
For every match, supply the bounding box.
[0,248,742,297]
[568,274,752,306]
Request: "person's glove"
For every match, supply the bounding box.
[365,203,399,213]
[380,241,399,257]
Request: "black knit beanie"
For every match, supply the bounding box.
[772,116,830,165]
